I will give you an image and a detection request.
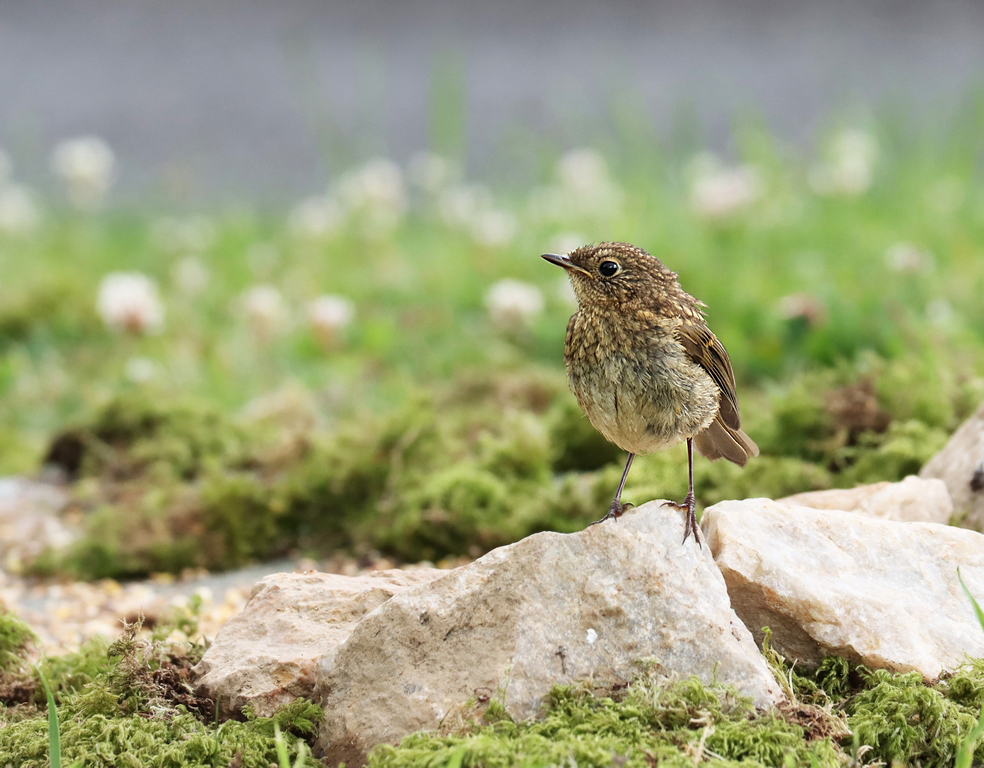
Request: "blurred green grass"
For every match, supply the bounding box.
[2,112,984,577]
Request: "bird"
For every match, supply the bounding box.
[542,242,758,545]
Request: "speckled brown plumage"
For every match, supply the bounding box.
[543,242,758,545]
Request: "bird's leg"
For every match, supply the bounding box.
[663,438,700,547]
[589,453,635,526]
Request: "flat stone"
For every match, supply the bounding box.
[779,475,952,524]
[193,568,445,718]
[921,401,984,531]
[703,498,984,677]
[316,501,783,766]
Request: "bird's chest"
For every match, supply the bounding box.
[564,312,718,454]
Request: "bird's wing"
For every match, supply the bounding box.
[675,318,741,429]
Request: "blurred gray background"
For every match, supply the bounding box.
[2,0,983,204]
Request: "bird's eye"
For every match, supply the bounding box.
[598,261,620,277]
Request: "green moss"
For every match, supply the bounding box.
[623,448,833,509]
[385,463,517,561]
[837,419,949,485]
[874,353,960,430]
[200,471,285,570]
[769,648,984,768]
[0,705,322,768]
[369,676,843,768]
[72,392,259,481]
[697,456,834,507]
[37,637,115,699]
[758,375,835,463]
[33,495,204,581]
[516,465,625,534]
[0,612,36,673]
[477,410,552,483]
[0,277,99,349]
[846,668,982,767]
[24,354,970,581]
[1,609,323,768]
[941,658,984,709]
[547,397,624,472]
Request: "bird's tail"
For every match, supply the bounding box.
[693,418,759,467]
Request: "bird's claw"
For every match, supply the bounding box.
[588,499,634,527]
[663,494,701,547]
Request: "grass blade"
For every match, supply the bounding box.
[956,568,984,768]
[958,567,984,631]
[35,665,62,768]
[274,722,291,768]
[956,710,984,768]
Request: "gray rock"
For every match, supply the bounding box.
[193,568,445,718]
[0,477,73,572]
[779,475,952,524]
[703,498,984,677]
[921,401,984,531]
[316,501,783,765]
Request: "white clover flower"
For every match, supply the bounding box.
[408,151,458,194]
[288,195,344,241]
[172,256,210,296]
[485,279,545,331]
[240,284,286,338]
[50,136,116,208]
[124,356,160,383]
[809,128,878,197]
[688,154,762,220]
[97,272,165,334]
[885,242,933,274]
[0,185,41,235]
[335,158,407,231]
[306,295,355,347]
[470,209,518,248]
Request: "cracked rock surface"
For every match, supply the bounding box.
[315,501,782,766]
[703,498,984,677]
[194,568,445,718]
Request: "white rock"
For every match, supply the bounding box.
[193,569,445,718]
[779,475,952,524]
[702,499,984,677]
[316,501,782,765]
[921,402,984,531]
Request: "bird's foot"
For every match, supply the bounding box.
[663,493,700,547]
[588,498,634,527]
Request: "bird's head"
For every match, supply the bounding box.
[542,242,679,310]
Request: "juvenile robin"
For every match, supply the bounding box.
[542,242,758,545]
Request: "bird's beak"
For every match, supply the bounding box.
[542,253,590,276]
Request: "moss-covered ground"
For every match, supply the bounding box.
[5,604,984,767]
[368,651,984,767]
[0,607,323,768]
